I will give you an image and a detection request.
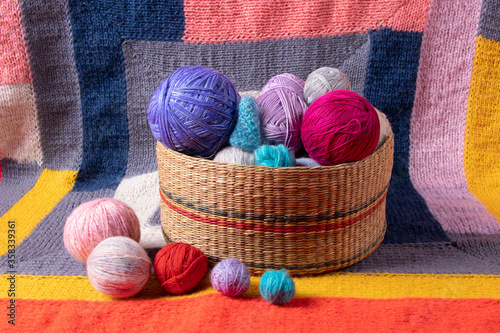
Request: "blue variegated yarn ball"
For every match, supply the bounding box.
[148,66,240,157]
[259,269,295,305]
[229,96,261,151]
[255,144,295,167]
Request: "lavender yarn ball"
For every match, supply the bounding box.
[148,66,240,157]
[210,258,250,297]
[257,73,307,153]
[255,144,295,167]
[86,236,152,299]
[304,67,351,105]
[229,96,262,151]
[214,146,256,165]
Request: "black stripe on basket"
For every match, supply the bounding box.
[207,225,386,272]
[162,224,385,272]
[160,184,389,223]
[161,189,386,232]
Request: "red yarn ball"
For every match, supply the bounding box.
[301,90,380,165]
[153,243,209,294]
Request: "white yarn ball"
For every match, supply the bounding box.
[376,109,391,150]
[304,67,351,105]
[295,157,321,167]
[239,91,260,99]
[214,146,256,165]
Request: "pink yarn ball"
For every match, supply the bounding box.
[86,236,151,298]
[210,258,250,297]
[257,73,307,153]
[63,198,141,263]
[301,90,380,165]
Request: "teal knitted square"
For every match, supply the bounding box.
[229,96,262,151]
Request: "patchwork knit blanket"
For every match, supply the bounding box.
[1,0,499,331]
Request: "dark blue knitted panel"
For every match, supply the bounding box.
[68,1,184,191]
[364,28,450,244]
[479,0,500,42]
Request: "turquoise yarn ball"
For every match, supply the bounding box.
[229,96,262,151]
[259,269,295,305]
[255,144,295,167]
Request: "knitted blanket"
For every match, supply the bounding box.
[1,0,499,331]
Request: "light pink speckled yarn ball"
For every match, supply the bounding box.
[86,236,151,298]
[63,198,141,263]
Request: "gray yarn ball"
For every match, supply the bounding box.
[304,67,351,105]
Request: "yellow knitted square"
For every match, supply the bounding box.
[465,35,500,222]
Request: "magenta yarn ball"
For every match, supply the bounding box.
[210,258,250,297]
[257,73,307,153]
[301,90,380,166]
[63,198,141,263]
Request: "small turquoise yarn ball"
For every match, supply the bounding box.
[255,144,295,167]
[148,66,240,157]
[259,269,295,305]
[229,96,262,151]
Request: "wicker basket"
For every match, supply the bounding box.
[157,130,394,276]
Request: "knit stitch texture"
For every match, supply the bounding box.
[1,0,499,331]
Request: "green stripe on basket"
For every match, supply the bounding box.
[209,226,384,273]
[161,218,386,275]
[160,184,389,223]
[160,189,387,232]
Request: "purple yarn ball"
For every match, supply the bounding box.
[148,66,240,157]
[210,258,250,297]
[257,73,307,153]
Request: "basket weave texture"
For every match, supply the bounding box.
[157,130,394,276]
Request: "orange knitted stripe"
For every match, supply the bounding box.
[3,296,498,331]
[183,0,429,43]
[0,0,32,85]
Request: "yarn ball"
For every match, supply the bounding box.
[229,96,262,151]
[239,90,260,99]
[210,258,250,297]
[255,144,296,167]
[259,269,295,305]
[376,109,391,150]
[295,157,321,167]
[154,243,209,295]
[148,66,240,157]
[257,73,307,153]
[63,198,141,263]
[214,146,256,165]
[301,90,380,166]
[86,236,152,298]
[303,67,351,105]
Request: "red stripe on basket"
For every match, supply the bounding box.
[160,190,387,233]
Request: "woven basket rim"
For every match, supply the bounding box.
[157,128,394,171]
